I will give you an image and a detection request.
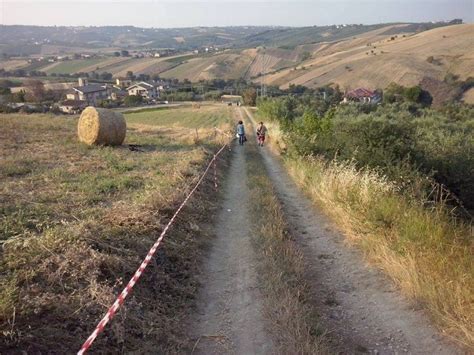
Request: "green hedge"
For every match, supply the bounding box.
[258,97,474,210]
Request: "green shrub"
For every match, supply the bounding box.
[258,97,474,209]
[124,94,143,106]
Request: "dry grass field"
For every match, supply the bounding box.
[160,51,255,81]
[0,59,29,71]
[42,57,113,74]
[462,87,474,104]
[262,24,474,90]
[0,105,232,352]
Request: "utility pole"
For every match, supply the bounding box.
[260,46,266,98]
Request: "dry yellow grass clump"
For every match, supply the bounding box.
[78,107,126,146]
[285,156,474,349]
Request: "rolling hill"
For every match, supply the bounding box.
[260,24,474,90]
[1,21,472,97]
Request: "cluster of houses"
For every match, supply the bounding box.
[57,83,382,113]
[28,53,96,65]
[134,48,178,58]
[193,46,220,55]
[342,88,382,104]
[26,48,181,67]
[58,78,169,114]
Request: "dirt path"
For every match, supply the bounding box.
[243,108,461,355]
[188,134,274,354]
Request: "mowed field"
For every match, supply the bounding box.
[261,24,474,89]
[0,53,195,77]
[0,105,232,352]
[106,57,177,78]
[125,104,231,129]
[43,57,129,74]
[43,53,195,77]
[0,59,29,71]
[160,51,256,81]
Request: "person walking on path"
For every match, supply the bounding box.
[237,120,246,146]
[256,122,268,147]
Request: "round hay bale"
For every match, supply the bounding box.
[78,107,126,146]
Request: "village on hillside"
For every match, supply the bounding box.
[0,72,389,115]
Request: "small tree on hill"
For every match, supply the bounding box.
[404,86,422,102]
[124,94,143,106]
[25,80,46,103]
[0,87,11,95]
[243,87,257,106]
[100,72,113,80]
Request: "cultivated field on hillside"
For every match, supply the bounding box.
[44,57,129,75]
[262,24,474,90]
[0,105,232,352]
[159,52,255,81]
[0,54,195,78]
[0,59,29,71]
[107,57,174,78]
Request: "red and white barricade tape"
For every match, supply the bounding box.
[78,143,229,354]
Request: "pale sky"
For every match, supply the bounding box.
[1,0,473,27]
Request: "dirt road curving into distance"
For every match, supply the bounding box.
[187,125,274,354]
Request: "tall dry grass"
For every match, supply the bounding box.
[285,156,474,349]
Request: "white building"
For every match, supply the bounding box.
[126,82,159,100]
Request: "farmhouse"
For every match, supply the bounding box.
[126,82,159,100]
[221,94,243,104]
[66,85,109,105]
[58,99,87,114]
[343,88,381,104]
[66,78,110,105]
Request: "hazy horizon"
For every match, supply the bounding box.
[1,0,472,28]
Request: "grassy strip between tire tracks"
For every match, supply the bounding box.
[245,139,328,354]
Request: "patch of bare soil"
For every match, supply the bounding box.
[256,140,462,354]
[187,142,274,354]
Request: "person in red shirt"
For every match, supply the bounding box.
[256,122,267,147]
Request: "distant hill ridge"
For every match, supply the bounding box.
[0,20,460,55]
